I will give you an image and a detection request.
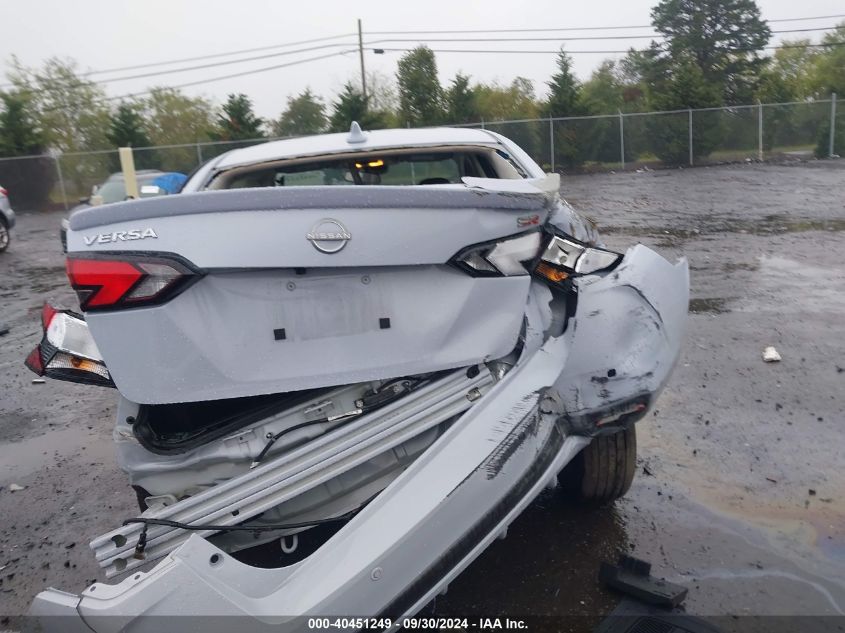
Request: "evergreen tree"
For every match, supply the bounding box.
[107,103,151,148]
[328,83,390,132]
[651,0,771,104]
[445,73,478,124]
[106,103,156,170]
[0,91,44,156]
[648,59,723,163]
[273,89,326,137]
[544,50,583,117]
[213,93,265,141]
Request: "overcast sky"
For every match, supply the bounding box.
[1,0,842,120]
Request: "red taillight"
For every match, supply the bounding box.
[25,345,44,375]
[41,303,58,329]
[0,187,8,197]
[65,254,199,312]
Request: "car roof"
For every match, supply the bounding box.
[213,127,503,170]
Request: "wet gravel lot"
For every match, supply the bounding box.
[1,161,844,628]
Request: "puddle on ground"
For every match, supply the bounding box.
[0,426,106,483]
[689,297,732,314]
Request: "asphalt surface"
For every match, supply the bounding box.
[0,161,843,629]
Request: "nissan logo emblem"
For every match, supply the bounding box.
[306,218,351,254]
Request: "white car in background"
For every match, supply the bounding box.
[0,184,15,252]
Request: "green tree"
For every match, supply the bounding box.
[143,87,214,172]
[106,103,156,170]
[579,61,630,163]
[474,77,539,121]
[8,57,110,154]
[0,90,44,156]
[213,93,265,142]
[651,0,771,104]
[811,24,845,157]
[648,59,723,163]
[107,103,151,148]
[580,61,624,114]
[445,73,479,124]
[474,78,541,161]
[811,23,845,96]
[396,46,445,126]
[328,83,391,132]
[0,90,56,209]
[8,57,111,194]
[273,89,326,137]
[544,49,583,117]
[544,50,587,169]
[757,40,819,101]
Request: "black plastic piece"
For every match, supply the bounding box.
[594,598,724,633]
[599,555,688,608]
[379,318,391,329]
[273,328,286,341]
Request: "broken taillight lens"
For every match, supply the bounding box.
[66,253,201,312]
[24,304,115,388]
[451,231,543,277]
[533,233,621,286]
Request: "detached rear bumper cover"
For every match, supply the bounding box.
[31,245,688,630]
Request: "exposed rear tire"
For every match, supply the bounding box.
[559,425,637,504]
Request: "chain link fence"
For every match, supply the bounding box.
[0,95,839,212]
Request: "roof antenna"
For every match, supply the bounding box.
[347,121,367,144]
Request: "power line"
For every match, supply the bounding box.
[100,50,355,102]
[368,41,845,55]
[5,17,841,91]
[86,33,356,76]
[365,14,845,34]
[30,50,355,113]
[10,25,839,91]
[79,41,359,84]
[363,26,839,45]
[768,13,845,22]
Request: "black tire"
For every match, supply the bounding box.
[559,425,637,504]
[0,216,9,253]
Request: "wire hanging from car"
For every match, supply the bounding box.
[124,509,361,559]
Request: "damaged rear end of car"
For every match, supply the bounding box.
[26,127,688,631]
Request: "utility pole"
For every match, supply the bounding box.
[358,19,367,102]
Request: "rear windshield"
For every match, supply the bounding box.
[219,150,517,189]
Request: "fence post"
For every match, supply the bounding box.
[548,116,555,172]
[196,143,203,166]
[688,108,694,166]
[618,110,625,171]
[481,118,485,130]
[758,100,764,161]
[53,155,68,211]
[830,93,838,158]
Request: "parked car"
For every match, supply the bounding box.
[27,124,688,629]
[0,184,15,252]
[59,170,187,252]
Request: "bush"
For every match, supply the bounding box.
[815,116,845,158]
